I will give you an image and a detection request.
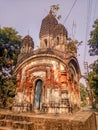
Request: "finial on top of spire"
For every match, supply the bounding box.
[49,9,53,15]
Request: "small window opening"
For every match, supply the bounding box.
[44,39,47,47]
[57,37,59,45]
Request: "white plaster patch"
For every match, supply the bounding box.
[60,63,64,71]
[32,71,46,78]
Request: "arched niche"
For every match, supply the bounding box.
[44,39,47,47]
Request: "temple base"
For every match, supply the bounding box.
[0,110,97,130]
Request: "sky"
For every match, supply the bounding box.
[0,0,98,84]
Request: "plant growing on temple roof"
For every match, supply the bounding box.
[67,38,82,55]
[50,4,61,20]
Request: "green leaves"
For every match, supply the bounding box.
[50,4,60,11]
[0,27,21,44]
[80,83,88,101]
[88,19,98,55]
[88,60,98,103]
[50,4,61,20]
[87,19,98,105]
[0,27,22,108]
[67,39,82,55]
[0,27,21,66]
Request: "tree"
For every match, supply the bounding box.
[88,60,98,104]
[88,19,98,56]
[87,19,98,107]
[80,83,88,106]
[0,27,22,108]
[0,75,16,108]
[0,27,21,65]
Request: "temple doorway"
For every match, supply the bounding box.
[33,79,43,110]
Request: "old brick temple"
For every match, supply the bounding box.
[13,10,81,113]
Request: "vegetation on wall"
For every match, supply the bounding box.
[67,38,82,54]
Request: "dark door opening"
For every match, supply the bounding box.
[34,79,43,110]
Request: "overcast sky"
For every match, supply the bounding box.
[0,0,98,82]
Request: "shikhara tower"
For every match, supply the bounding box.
[13,11,81,113]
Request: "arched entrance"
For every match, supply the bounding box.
[33,79,43,110]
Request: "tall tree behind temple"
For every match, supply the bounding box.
[88,19,98,106]
[88,60,98,105]
[0,27,22,108]
[80,83,88,106]
[88,19,98,56]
